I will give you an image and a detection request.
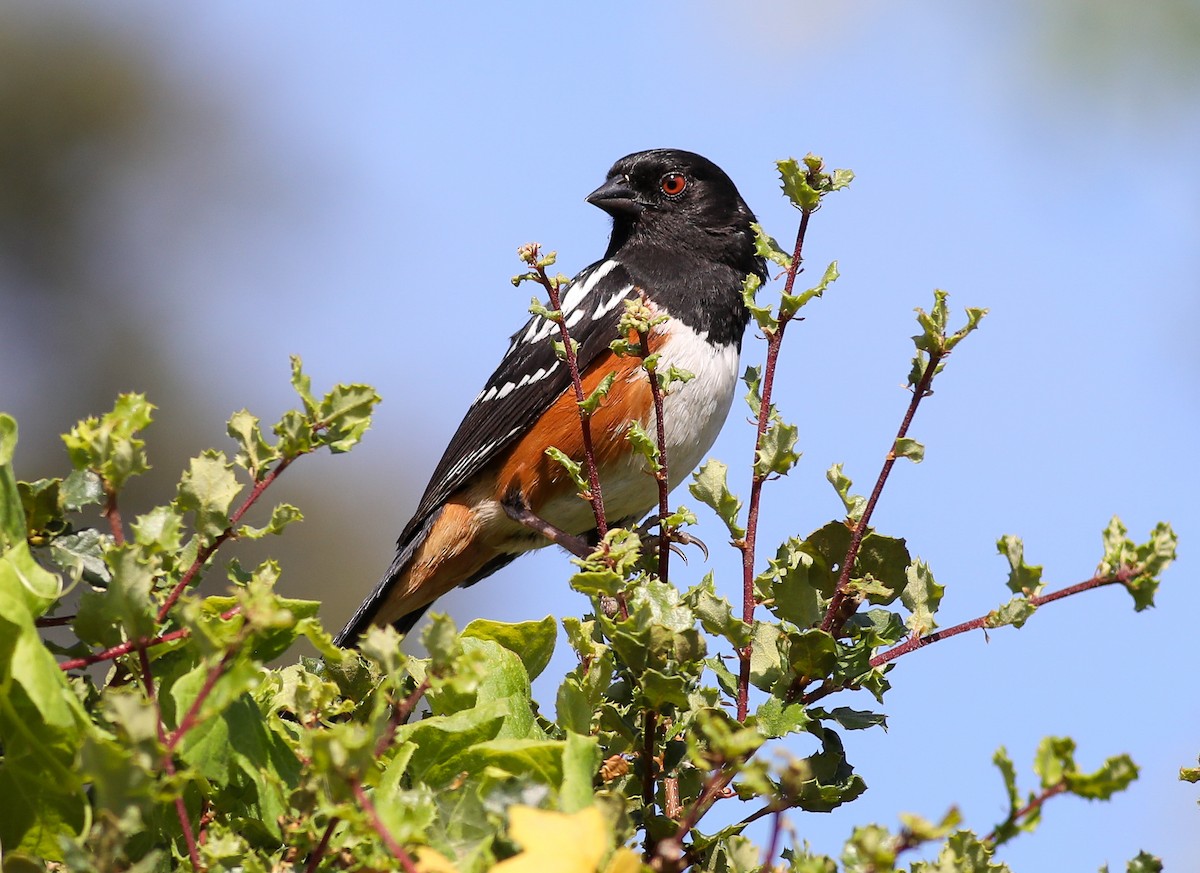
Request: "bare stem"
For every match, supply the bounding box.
[58,607,241,672]
[157,455,296,622]
[137,646,201,870]
[352,779,420,873]
[303,817,339,873]
[529,250,608,539]
[375,676,432,757]
[820,351,942,637]
[735,198,815,722]
[639,329,673,582]
[761,809,785,872]
[800,567,1141,706]
[102,479,125,546]
[985,781,1068,845]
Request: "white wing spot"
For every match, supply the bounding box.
[592,283,634,319]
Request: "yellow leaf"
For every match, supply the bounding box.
[415,846,460,873]
[493,806,608,873]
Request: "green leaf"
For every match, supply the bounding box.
[901,559,943,636]
[59,469,104,511]
[625,420,660,470]
[0,542,88,856]
[1123,851,1164,873]
[1065,753,1138,800]
[996,534,1043,595]
[985,596,1038,629]
[755,417,801,478]
[754,697,810,739]
[780,260,839,318]
[826,463,866,523]
[61,393,155,490]
[238,502,303,539]
[893,436,925,463]
[689,460,745,539]
[176,450,241,541]
[227,409,278,479]
[750,222,792,270]
[463,616,557,681]
[545,447,588,493]
[317,382,382,454]
[684,573,752,649]
[1097,516,1177,611]
[579,370,616,416]
[785,628,838,681]
[1,416,31,554]
[777,157,821,211]
[742,272,777,333]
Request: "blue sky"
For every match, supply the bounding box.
[13,2,1200,868]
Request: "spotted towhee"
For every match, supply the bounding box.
[335,149,767,646]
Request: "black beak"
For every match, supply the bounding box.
[586,176,642,217]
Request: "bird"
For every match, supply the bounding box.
[334,148,767,646]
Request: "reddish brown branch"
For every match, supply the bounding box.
[166,646,238,752]
[58,607,241,672]
[799,567,1140,707]
[137,646,201,869]
[157,456,296,621]
[640,330,673,582]
[985,781,1068,845]
[374,676,432,757]
[820,351,942,637]
[102,480,125,545]
[304,817,339,873]
[735,197,815,722]
[530,252,608,539]
[352,779,420,873]
[871,568,1137,669]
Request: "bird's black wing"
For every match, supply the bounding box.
[399,257,638,543]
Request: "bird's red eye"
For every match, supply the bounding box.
[660,172,687,196]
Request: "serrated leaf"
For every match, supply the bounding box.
[317,382,381,453]
[985,596,1038,629]
[750,222,793,269]
[996,534,1043,595]
[689,460,745,539]
[901,559,942,636]
[754,696,810,739]
[785,628,838,680]
[625,420,660,470]
[545,447,588,493]
[238,502,303,539]
[61,393,155,489]
[755,418,801,478]
[826,463,866,523]
[227,409,278,479]
[1065,753,1138,800]
[742,273,776,332]
[176,450,241,540]
[893,437,925,463]
[780,260,838,318]
[579,370,616,416]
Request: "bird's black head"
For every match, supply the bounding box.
[586,148,765,280]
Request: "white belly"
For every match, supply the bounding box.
[528,318,741,536]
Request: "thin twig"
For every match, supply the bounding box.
[529,249,608,539]
[304,817,339,873]
[642,708,658,818]
[639,327,673,582]
[819,351,942,637]
[984,782,1068,844]
[137,646,201,870]
[761,809,785,872]
[374,676,432,757]
[157,456,296,621]
[800,567,1141,706]
[735,193,815,722]
[352,779,420,873]
[871,568,1138,669]
[102,480,125,545]
[57,607,241,672]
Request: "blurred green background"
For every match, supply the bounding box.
[2,1,1197,868]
